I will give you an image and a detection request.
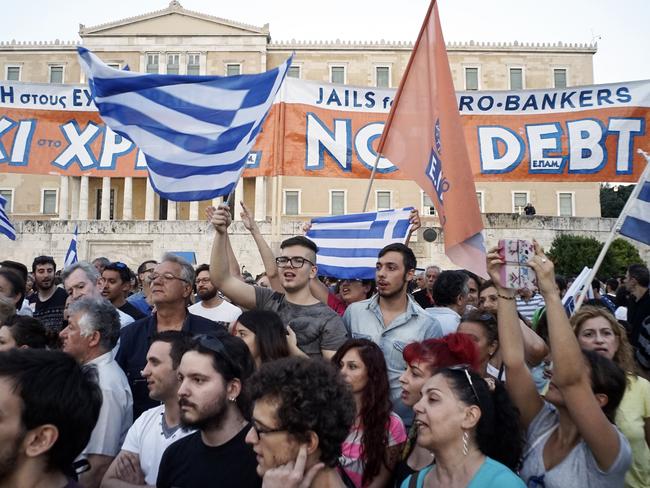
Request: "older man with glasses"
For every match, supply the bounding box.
[116,253,224,419]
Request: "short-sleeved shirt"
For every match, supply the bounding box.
[29,287,68,331]
[616,375,650,488]
[116,312,225,419]
[121,404,194,485]
[520,402,632,488]
[82,352,133,457]
[344,295,443,422]
[188,300,242,323]
[401,457,525,488]
[424,306,461,336]
[340,412,407,487]
[156,425,261,488]
[254,286,348,357]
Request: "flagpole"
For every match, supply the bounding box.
[575,149,650,311]
[362,152,383,212]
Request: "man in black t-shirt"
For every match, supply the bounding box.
[29,256,68,331]
[101,262,147,321]
[157,331,260,488]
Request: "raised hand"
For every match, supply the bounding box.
[206,205,231,234]
[526,240,557,297]
[486,245,506,290]
[408,208,422,233]
[240,201,258,232]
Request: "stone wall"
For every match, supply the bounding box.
[2,214,647,274]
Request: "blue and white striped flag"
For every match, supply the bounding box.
[64,225,79,268]
[306,208,414,280]
[0,194,16,240]
[78,47,291,201]
[562,266,593,316]
[619,166,650,246]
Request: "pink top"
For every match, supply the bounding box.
[327,292,348,316]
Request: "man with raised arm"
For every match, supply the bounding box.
[208,205,347,359]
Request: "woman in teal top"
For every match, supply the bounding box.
[401,367,525,488]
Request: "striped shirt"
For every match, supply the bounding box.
[516,294,546,321]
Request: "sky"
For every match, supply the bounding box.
[2,0,649,84]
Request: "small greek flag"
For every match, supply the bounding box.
[306,208,413,280]
[0,194,16,240]
[562,266,593,316]
[619,174,650,246]
[64,226,78,268]
[78,47,291,201]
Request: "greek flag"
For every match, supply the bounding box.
[562,266,593,316]
[78,47,291,201]
[0,194,16,240]
[306,208,414,280]
[619,171,650,246]
[64,226,79,268]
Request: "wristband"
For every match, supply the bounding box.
[497,293,516,300]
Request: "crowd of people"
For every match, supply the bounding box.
[0,204,648,488]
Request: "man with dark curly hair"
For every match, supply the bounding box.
[245,357,355,486]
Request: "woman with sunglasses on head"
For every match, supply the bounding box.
[457,311,501,380]
[332,339,407,487]
[394,333,480,487]
[403,366,524,487]
[489,242,632,487]
[571,305,650,488]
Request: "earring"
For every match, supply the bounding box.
[462,431,469,456]
[228,397,236,402]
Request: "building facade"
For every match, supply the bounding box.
[0,0,600,230]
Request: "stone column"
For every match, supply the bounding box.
[189,201,199,221]
[145,178,155,220]
[79,176,89,220]
[254,176,266,221]
[123,176,133,220]
[167,199,177,220]
[59,175,69,220]
[70,176,80,220]
[233,178,244,221]
[100,177,111,220]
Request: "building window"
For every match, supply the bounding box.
[49,66,64,84]
[422,191,436,216]
[509,68,523,90]
[558,192,574,217]
[330,66,345,84]
[283,190,300,215]
[187,53,200,75]
[146,53,159,74]
[464,67,479,91]
[554,68,567,88]
[226,64,241,76]
[512,192,529,214]
[329,190,346,215]
[95,188,115,220]
[5,66,20,81]
[41,189,58,214]
[287,66,301,78]
[476,191,485,212]
[0,189,14,213]
[376,191,391,211]
[166,53,180,75]
[375,66,390,88]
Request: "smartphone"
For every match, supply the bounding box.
[498,239,537,290]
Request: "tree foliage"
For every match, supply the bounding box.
[547,234,643,278]
[600,184,635,218]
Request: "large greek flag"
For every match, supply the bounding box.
[0,194,16,240]
[306,208,413,280]
[78,47,291,201]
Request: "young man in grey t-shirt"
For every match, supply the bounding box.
[208,205,347,359]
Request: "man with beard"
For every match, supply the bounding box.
[208,205,347,359]
[102,331,194,487]
[28,255,68,331]
[343,243,442,422]
[156,331,260,488]
[189,264,241,323]
[0,349,102,488]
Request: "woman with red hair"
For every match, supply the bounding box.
[393,333,479,487]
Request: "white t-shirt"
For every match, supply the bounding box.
[121,404,195,485]
[188,300,242,324]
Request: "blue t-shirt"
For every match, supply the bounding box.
[401,457,524,488]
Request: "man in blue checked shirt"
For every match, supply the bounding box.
[343,243,443,424]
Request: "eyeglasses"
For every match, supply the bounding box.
[250,419,287,437]
[461,312,496,323]
[275,256,314,269]
[195,277,212,285]
[112,262,128,269]
[148,272,189,284]
[448,365,481,406]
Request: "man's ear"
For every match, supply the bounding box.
[87,330,101,348]
[226,378,242,400]
[304,430,319,456]
[23,424,59,459]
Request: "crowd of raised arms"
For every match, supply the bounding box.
[0,204,648,488]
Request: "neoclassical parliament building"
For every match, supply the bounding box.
[0,1,601,228]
